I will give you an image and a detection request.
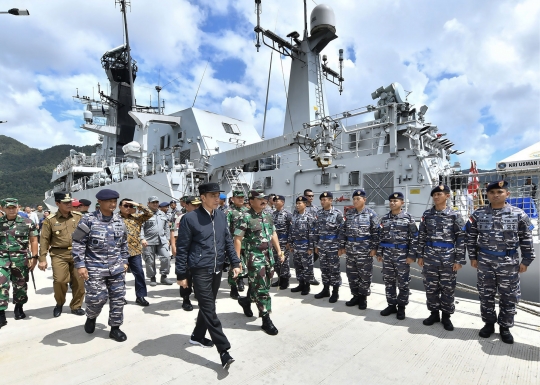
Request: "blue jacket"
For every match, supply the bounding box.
[175,206,240,280]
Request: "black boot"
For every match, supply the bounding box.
[230,286,240,300]
[380,304,397,316]
[290,281,304,293]
[441,312,454,331]
[345,295,359,307]
[84,317,96,334]
[238,296,253,317]
[314,285,330,299]
[109,326,127,342]
[423,311,441,326]
[499,326,514,344]
[479,322,495,338]
[182,297,193,311]
[329,286,339,303]
[237,278,245,292]
[358,295,367,310]
[0,310,7,328]
[279,278,289,290]
[14,304,26,320]
[270,280,280,287]
[301,283,311,296]
[261,314,278,335]
[396,305,406,320]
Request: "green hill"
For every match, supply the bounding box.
[0,135,97,207]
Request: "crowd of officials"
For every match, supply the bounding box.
[0,179,535,370]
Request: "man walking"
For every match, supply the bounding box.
[225,190,248,299]
[39,192,85,317]
[141,196,173,286]
[176,183,241,370]
[73,189,129,342]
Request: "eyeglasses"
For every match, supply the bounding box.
[149,201,159,204]
[122,204,135,208]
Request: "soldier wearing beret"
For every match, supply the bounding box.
[72,188,130,342]
[416,185,466,331]
[0,198,39,328]
[377,192,418,320]
[225,190,248,300]
[313,191,344,303]
[78,199,92,215]
[271,195,292,289]
[466,180,535,344]
[289,196,316,295]
[338,189,379,310]
[39,192,86,317]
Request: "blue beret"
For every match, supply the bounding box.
[320,191,333,199]
[296,196,308,203]
[159,202,170,207]
[274,195,285,202]
[431,184,450,196]
[352,189,366,198]
[486,180,508,192]
[389,192,404,200]
[95,189,119,200]
[219,193,227,200]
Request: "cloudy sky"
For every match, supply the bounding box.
[0,0,538,169]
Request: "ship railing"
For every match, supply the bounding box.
[54,154,107,174]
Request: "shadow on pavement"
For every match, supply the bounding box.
[40,323,109,346]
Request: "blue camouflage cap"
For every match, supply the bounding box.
[389,192,404,200]
[486,180,508,192]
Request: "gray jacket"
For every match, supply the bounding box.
[141,210,170,245]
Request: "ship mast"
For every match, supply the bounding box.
[118,0,136,109]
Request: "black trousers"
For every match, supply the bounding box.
[191,269,230,353]
[128,255,147,298]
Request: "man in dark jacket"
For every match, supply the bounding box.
[176,183,241,370]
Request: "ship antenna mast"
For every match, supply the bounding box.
[117,0,136,109]
[303,0,308,38]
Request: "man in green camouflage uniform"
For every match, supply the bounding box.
[226,190,248,299]
[234,190,284,336]
[0,198,39,328]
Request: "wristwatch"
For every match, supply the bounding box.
[31,255,39,259]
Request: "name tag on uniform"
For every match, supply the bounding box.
[327,213,337,223]
[501,215,518,231]
[478,214,492,231]
[355,214,370,225]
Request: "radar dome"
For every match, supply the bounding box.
[310,4,336,35]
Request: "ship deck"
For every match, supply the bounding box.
[1,262,539,385]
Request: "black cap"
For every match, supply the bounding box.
[430,185,450,196]
[274,195,285,202]
[79,199,91,206]
[486,180,509,192]
[186,196,202,205]
[198,183,224,194]
[296,196,308,203]
[320,191,333,199]
[389,192,404,200]
[96,189,120,200]
[54,192,73,203]
[352,189,366,198]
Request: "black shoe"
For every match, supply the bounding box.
[71,308,86,316]
[261,314,278,335]
[310,278,320,286]
[423,311,441,326]
[314,285,330,299]
[109,326,127,342]
[53,304,63,318]
[396,305,406,320]
[123,298,128,305]
[149,276,157,286]
[358,295,367,310]
[479,323,495,338]
[380,304,397,316]
[441,312,454,331]
[14,304,26,320]
[189,335,214,348]
[279,278,289,290]
[160,275,173,285]
[329,286,339,303]
[220,350,234,370]
[291,281,304,293]
[238,296,253,317]
[84,317,96,334]
[345,295,359,307]
[182,298,193,311]
[499,326,514,344]
[301,283,311,296]
[136,297,150,307]
[237,278,245,292]
[230,286,240,300]
[271,280,280,287]
[0,310,7,328]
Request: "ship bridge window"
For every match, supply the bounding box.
[160,134,170,150]
[348,133,358,150]
[259,155,280,171]
[222,122,241,135]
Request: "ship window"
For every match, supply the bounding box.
[179,149,190,164]
[264,176,273,189]
[160,134,170,150]
[348,133,357,150]
[321,173,330,185]
[177,131,184,141]
[222,122,241,135]
[349,171,360,185]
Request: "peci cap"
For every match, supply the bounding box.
[96,189,120,200]
[198,183,224,195]
[320,191,333,199]
[54,192,73,203]
[389,192,404,200]
[486,180,509,192]
[431,184,450,196]
[352,189,366,198]
[296,196,308,203]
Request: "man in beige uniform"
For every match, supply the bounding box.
[39,192,85,317]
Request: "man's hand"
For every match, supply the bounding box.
[178,279,188,288]
[125,201,140,207]
[124,264,129,272]
[232,267,242,278]
[406,257,414,265]
[38,260,48,271]
[78,267,89,281]
[28,258,37,271]
[417,257,424,267]
[278,251,285,263]
[141,239,148,248]
[470,260,478,269]
[307,249,313,255]
[369,249,377,257]
[338,248,345,256]
[452,263,462,272]
[519,264,528,273]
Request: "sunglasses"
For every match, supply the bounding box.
[305,195,314,197]
[122,204,135,208]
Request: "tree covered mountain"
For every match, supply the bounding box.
[0,135,97,207]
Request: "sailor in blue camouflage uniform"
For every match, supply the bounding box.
[338,189,379,310]
[73,189,130,342]
[313,191,343,303]
[270,195,292,290]
[416,185,466,331]
[377,192,418,320]
[289,196,316,295]
[466,180,535,344]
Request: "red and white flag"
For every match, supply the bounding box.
[467,160,479,196]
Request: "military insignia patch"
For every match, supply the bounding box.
[65,194,71,199]
[439,185,444,190]
[323,193,327,197]
[394,194,398,198]
[498,181,504,187]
